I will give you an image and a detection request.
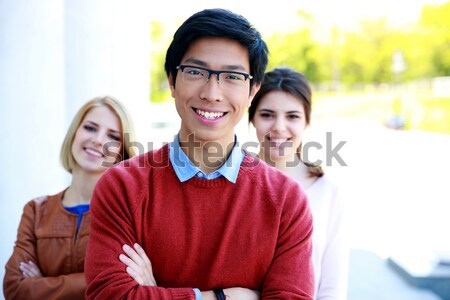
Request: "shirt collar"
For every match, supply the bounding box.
[169,133,244,183]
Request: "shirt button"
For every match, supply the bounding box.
[197,172,203,178]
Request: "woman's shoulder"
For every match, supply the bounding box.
[305,174,341,207]
[31,195,49,206]
[26,190,64,207]
[310,173,338,190]
[20,190,66,221]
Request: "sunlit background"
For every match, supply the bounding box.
[1,0,449,299]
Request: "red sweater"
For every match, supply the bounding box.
[85,145,314,300]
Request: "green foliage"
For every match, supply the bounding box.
[313,91,450,134]
[150,20,172,103]
[416,97,450,134]
[264,1,450,86]
[148,1,450,104]
[266,30,320,82]
[420,2,450,76]
[421,1,450,30]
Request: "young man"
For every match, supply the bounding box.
[85,8,314,300]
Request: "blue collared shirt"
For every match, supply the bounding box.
[169,133,244,183]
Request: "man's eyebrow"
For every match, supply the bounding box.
[183,58,207,66]
[222,64,246,72]
[183,58,246,71]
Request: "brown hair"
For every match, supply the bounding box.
[249,67,323,177]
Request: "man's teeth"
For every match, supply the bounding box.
[196,109,224,120]
[86,148,103,157]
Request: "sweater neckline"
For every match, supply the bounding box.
[158,145,259,188]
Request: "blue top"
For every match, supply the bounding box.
[65,204,90,229]
[169,133,244,183]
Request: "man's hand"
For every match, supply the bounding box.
[202,288,260,300]
[119,243,157,286]
[119,244,260,300]
[224,287,260,300]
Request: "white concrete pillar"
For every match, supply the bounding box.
[0,2,67,295]
[64,0,152,144]
[0,1,151,297]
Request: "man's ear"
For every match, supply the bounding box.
[247,83,261,108]
[168,74,176,98]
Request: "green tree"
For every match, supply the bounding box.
[150,21,172,103]
[420,1,450,75]
[266,30,320,82]
[265,10,322,82]
[339,18,401,86]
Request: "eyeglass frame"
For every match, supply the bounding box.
[176,65,253,84]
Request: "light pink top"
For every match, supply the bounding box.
[306,175,349,300]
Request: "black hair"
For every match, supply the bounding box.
[164,8,268,89]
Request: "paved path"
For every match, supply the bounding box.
[348,248,442,300]
[308,118,450,299]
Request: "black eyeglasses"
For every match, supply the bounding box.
[176,65,253,88]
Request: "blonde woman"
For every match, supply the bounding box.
[3,96,137,300]
[249,68,349,300]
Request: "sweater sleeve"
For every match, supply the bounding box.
[3,201,86,300]
[84,166,195,300]
[316,186,349,300]
[260,182,315,300]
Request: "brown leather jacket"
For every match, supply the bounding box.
[3,190,90,300]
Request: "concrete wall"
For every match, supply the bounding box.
[0,1,151,298]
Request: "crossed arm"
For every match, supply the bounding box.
[19,260,43,278]
[119,243,260,300]
[15,233,259,300]
[86,167,313,299]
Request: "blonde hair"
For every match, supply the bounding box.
[60,95,138,173]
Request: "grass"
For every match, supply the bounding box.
[416,97,450,134]
[312,91,450,135]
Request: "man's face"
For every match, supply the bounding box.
[170,37,259,147]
